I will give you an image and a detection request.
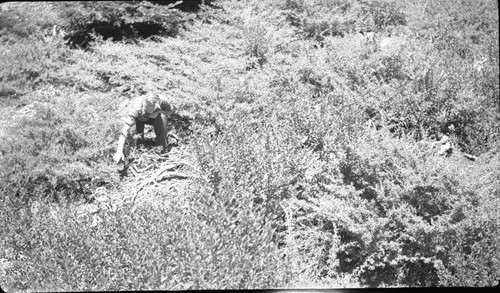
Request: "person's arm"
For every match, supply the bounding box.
[159,98,177,115]
[113,124,132,164]
[114,106,137,164]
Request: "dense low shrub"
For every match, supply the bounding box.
[0,182,289,290]
[1,0,498,290]
[0,88,122,202]
[278,0,407,45]
[0,38,71,97]
[58,1,187,48]
[0,2,62,42]
[279,125,500,287]
[149,0,218,12]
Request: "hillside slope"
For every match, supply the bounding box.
[1,0,499,290]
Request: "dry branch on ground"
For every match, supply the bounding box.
[120,144,197,204]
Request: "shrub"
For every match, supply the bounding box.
[285,126,500,287]
[433,151,500,287]
[58,1,187,48]
[361,0,407,32]
[1,0,499,289]
[0,181,290,290]
[279,0,407,46]
[0,2,62,42]
[280,0,349,43]
[149,0,218,12]
[0,89,122,202]
[243,22,271,68]
[0,38,71,97]
[0,2,74,97]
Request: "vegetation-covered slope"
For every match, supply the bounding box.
[1,0,499,290]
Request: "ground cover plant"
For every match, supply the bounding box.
[0,0,499,290]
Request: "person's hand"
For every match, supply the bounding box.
[113,151,124,164]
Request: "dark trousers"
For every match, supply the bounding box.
[132,114,170,147]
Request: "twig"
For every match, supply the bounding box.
[152,163,182,178]
[129,185,139,205]
[127,157,195,205]
[463,153,478,161]
[174,161,196,170]
[156,171,190,182]
[129,164,138,177]
[133,164,184,194]
[135,178,156,194]
[133,163,154,173]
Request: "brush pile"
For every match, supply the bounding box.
[121,141,197,204]
[75,136,198,224]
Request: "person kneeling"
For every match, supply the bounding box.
[113,93,176,164]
